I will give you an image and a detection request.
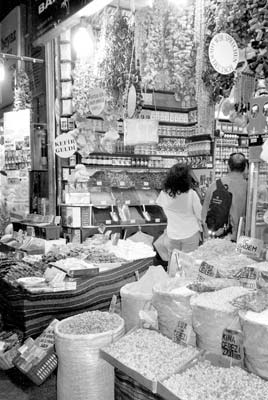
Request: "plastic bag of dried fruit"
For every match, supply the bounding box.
[120,265,168,332]
[152,277,197,346]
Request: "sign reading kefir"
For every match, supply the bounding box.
[55,132,77,158]
[209,33,239,75]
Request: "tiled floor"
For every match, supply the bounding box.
[0,369,56,400]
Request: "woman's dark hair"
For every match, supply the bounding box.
[163,163,192,197]
[228,152,246,173]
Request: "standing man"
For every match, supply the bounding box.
[202,153,248,241]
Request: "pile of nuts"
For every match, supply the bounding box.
[104,329,198,381]
[58,311,123,335]
[163,359,268,400]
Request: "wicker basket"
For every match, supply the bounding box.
[13,347,57,385]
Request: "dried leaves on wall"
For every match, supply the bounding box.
[203,0,268,103]
[135,0,196,107]
[72,8,141,123]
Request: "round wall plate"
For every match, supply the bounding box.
[209,33,239,75]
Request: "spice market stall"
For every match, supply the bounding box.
[0,237,155,338]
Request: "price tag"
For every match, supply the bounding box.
[198,261,217,281]
[125,200,130,205]
[130,219,135,224]
[105,220,112,225]
[109,295,117,313]
[36,319,58,350]
[149,200,155,204]
[120,181,125,186]
[155,218,160,223]
[101,201,107,205]
[144,182,149,187]
[221,328,244,362]
[173,320,194,346]
[237,266,258,289]
[236,236,264,260]
[97,181,102,186]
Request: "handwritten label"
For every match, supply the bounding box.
[237,266,258,289]
[198,261,217,281]
[36,319,58,350]
[173,321,193,346]
[236,236,264,259]
[221,328,243,362]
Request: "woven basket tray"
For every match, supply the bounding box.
[13,348,57,385]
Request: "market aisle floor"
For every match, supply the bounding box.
[0,369,57,399]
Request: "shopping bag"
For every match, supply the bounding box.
[153,230,169,261]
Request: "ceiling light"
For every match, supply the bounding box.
[72,17,95,59]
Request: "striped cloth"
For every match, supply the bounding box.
[115,368,164,400]
[0,258,153,338]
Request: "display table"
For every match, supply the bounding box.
[0,258,153,338]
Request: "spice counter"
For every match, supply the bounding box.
[0,257,153,338]
[61,169,168,242]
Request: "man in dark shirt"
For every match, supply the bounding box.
[202,153,247,241]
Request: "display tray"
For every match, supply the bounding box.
[145,206,167,223]
[156,352,237,400]
[92,206,117,226]
[136,189,159,204]
[90,190,115,206]
[100,348,158,393]
[0,242,44,255]
[50,262,100,278]
[112,188,140,205]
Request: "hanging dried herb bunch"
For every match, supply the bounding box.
[13,70,32,112]
[100,8,135,118]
